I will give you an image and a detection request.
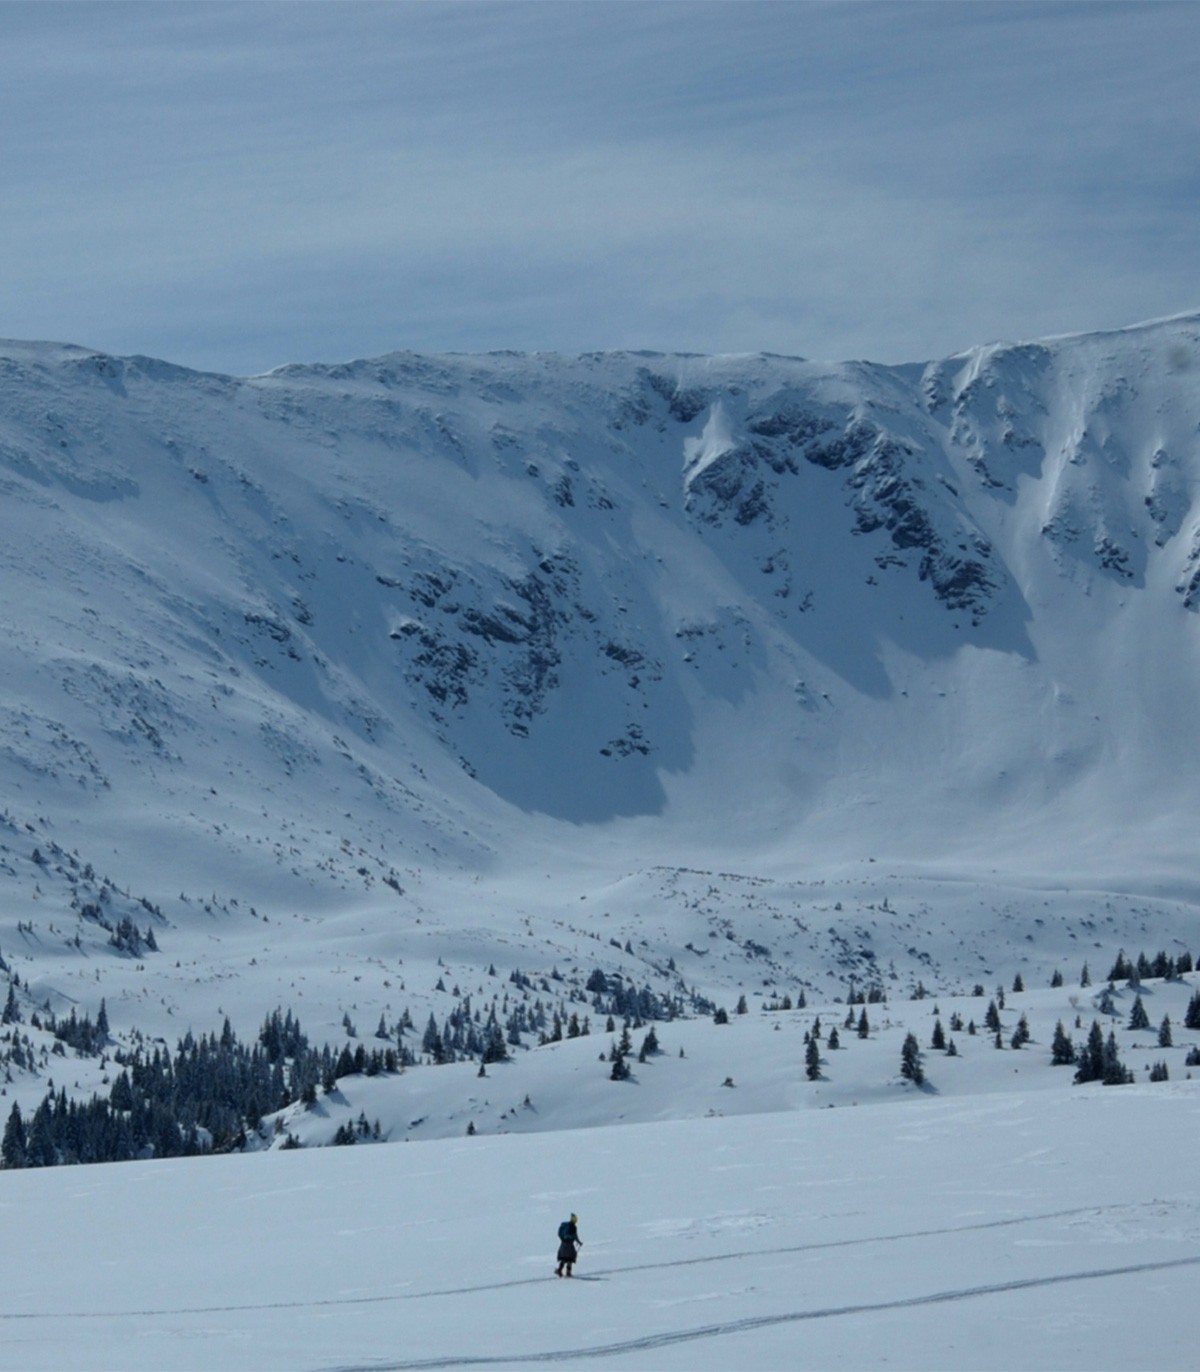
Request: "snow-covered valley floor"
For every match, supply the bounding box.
[1,1060,1196,1370]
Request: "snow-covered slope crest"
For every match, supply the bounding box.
[1,318,1200,1047]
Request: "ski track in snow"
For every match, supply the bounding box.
[0,1201,1181,1324]
[314,1255,1200,1372]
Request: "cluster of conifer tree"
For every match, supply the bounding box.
[0,955,709,1166]
[0,1006,403,1169]
[584,969,707,1023]
[1107,949,1194,982]
[1069,1021,1134,1085]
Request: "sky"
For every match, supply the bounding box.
[2,0,1199,376]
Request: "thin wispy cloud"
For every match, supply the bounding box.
[2,1,1197,373]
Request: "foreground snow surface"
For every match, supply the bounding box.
[0,1085,1196,1371]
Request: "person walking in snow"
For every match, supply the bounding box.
[555,1213,582,1277]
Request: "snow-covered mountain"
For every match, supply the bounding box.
[2,314,1200,1063]
[6,314,1200,1369]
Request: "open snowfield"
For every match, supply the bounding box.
[0,1082,1196,1372]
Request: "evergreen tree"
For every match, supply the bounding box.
[1011,1014,1031,1050]
[481,1016,508,1065]
[805,1034,821,1081]
[1075,1020,1106,1083]
[900,1033,925,1086]
[1101,1031,1130,1086]
[857,1008,870,1039]
[827,1026,840,1050]
[110,1070,134,1112]
[1050,1021,1076,1066]
[930,1019,946,1051]
[25,1100,57,1167]
[1184,991,1200,1031]
[1,1102,26,1169]
[984,999,1001,1033]
[1159,1015,1173,1048]
[1128,995,1151,1031]
[609,1046,631,1081]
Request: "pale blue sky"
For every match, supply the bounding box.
[3,1,1198,374]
